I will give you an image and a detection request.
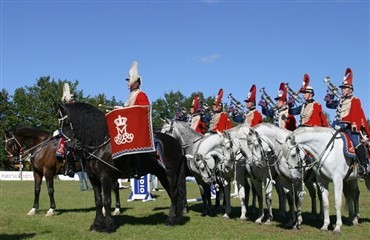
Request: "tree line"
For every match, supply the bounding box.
[0,76,245,170]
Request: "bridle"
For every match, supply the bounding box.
[4,133,23,161]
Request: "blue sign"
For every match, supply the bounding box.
[128,174,155,202]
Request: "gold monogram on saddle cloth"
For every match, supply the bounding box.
[106,105,155,159]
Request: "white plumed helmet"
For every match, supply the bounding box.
[125,61,141,88]
[61,83,74,102]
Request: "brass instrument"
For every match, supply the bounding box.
[285,83,302,103]
[98,103,122,112]
[323,76,340,98]
[227,93,243,111]
[259,87,277,109]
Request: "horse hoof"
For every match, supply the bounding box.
[27,208,37,216]
[112,209,121,216]
[239,216,247,221]
[255,218,263,224]
[45,209,54,217]
[264,220,271,225]
[333,230,341,235]
[222,214,230,219]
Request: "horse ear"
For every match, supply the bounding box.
[160,118,166,123]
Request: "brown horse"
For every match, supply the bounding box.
[4,126,122,216]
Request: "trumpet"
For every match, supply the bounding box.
[285,83,302,103]
[259,87,277,109]
[227,93,243,111]
[323,76,340,98]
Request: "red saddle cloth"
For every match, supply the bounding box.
[106,105,155,159]
[340,132,356,159]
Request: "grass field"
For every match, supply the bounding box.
[1,178,370,240]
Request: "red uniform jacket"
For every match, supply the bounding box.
[301,102,329,127]
[209,112,232,133]
[340,97,370,137]
[244,109,263,127]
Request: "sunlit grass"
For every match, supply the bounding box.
[1,178,370,239]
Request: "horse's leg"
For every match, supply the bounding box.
[236,168,248,220]
[251,179,264,224]
[222,180,232,219]
[28,172,43,216]
[332,177,343,234]
[317,179,330,232]
[99,176,115,232]
[305,179,317,219]
[275,181,286,219]
[197,181,213,216]
[112,180,121,216]
[282,185,296,229]
[263,177,274,225]
[44,172,56,217]
[353,180,360,225]
[343,180,354,225]
[88,175,106,232]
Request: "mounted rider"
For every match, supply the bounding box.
[55,82,76,177]
[124,61,149,107]
[325,68,370,176]
[189,94,207,134]
[261,83,296,131]
[123,61,151,178]
[289,74,329,127]
[232,84,263,127]
[208,88,232,133]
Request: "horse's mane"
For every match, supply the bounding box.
[175,120,200,131]
[9,125,51,138]
[292,126,334,137]
[65,102,109,147]
[255,122,290,134]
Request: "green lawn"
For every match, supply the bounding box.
[1,178,370,240]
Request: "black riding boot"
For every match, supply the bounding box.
[356,145,369,176]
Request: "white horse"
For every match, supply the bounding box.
[282,127,370,234]
[161,119,219,216]
[249,123,324,228]
[222,123,288,224]
[193,131,241,219]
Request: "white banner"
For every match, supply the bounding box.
[0,171,78,181]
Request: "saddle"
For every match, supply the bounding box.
[340,132,356,159]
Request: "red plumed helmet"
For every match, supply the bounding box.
[191,95,200,112]
[274,82,287,101]
[244,84,256,103]
[298,74,310,93]
[214,88,224,108]
[339,68,353,89]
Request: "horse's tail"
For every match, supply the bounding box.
[175,155,187,222]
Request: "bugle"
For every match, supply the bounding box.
[323,76,340,98]
[285,83,302,103]
[227,93,243,111]
[259,87,277,109]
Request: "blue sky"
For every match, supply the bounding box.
[1,0,369,119]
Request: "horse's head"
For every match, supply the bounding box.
[160,118,174,135]
[57,103,76,144]
[280,134,306,180]
[3,129,23,164]
[194,153,216,184]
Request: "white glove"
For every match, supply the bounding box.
[334,125,341,131]
[52,129,61,138]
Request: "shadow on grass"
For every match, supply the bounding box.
[113,212,191,228]
[53,207,131,215]
[0,233,36,240]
